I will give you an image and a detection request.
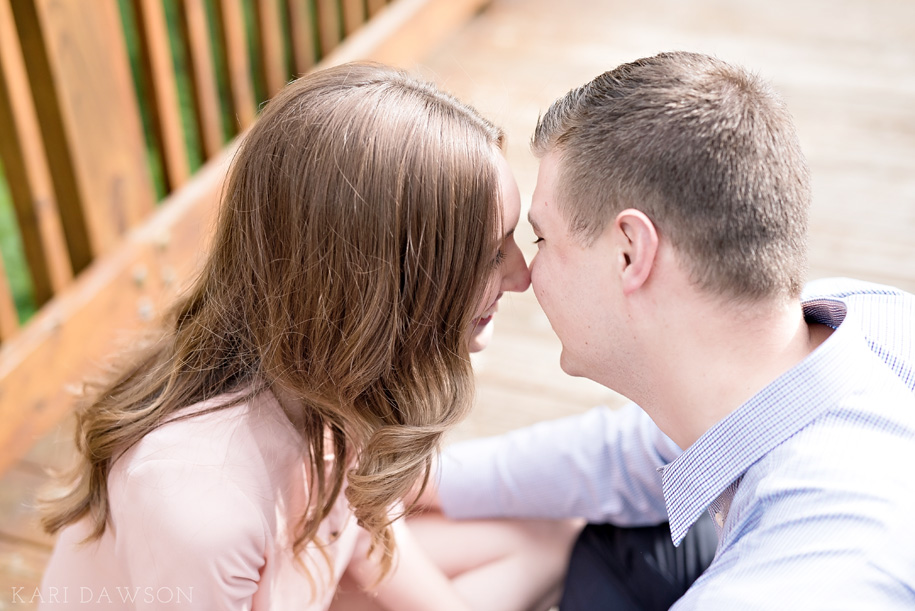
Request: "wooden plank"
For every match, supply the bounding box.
[286,0,317,76]
[213,0,256,130]
[0,256,19,341]
[10,0,156,271]
[320,0,491,69]
[0,460,53,608]
[0,150,232,476]
[19,416,76,475]
[367,0,388,17]
[0,0,72,306]
[0,464,55,549]
[342,0,366,35]
[0,0,493,477]
[0,425,75,598]
[0,535,50,607]
[256,0,288,98]
[178,0,224,159]
[315,0,342,57]
[0,420,73,602]
[132,0,191,192]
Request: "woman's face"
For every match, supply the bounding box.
[468,154,531,353]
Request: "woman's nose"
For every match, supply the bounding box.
[501,245,531,293]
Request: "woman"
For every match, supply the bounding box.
[39,62,532,610]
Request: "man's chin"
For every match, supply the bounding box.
[559,349,590,379]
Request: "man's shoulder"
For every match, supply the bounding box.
[801,276,912,301]
[695,408,915,609]
[754,352,915,474]
[746,394,915,491]
[729,378,915,550]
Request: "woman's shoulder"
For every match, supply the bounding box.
[112,389,307,498]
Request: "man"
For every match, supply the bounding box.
[434,51,915,609]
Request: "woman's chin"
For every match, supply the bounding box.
[468,316,495,353]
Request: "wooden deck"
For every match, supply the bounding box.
[3,0,914,606]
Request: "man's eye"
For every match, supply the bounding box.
[533,237,544,245]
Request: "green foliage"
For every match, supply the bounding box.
[0,160,37,323]
[117,0,168,201]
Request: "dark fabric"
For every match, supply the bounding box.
[560,515,717,610]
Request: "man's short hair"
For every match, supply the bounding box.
[532,51,810,300]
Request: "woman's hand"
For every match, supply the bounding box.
[339,515,473,611]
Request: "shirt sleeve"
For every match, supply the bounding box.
[111,458,268,609]
[437,403,680,525]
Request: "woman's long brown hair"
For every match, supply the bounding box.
[41,62,505,578]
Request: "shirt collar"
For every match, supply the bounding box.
[660,296,870,545]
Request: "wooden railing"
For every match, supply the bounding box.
[0,0,489,475]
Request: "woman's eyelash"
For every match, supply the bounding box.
[533,237,544,244]
[493,249,506,266]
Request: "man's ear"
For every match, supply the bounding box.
[613,209,659,295]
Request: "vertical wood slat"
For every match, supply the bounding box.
[341,0,366,35]
[256,0,288,98]
[213,0,256,131]
[10,0,91,273]
[0,257,19,341]
[286,0,317,76]
[367,0,387,17]
[343,0,365,36]
[178,0,224,159]
[0,0,73,306]
[315,0,342,57]
[10,0,155,273]
[132,0,191,192]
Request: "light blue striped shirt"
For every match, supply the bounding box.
[439,278,915,608]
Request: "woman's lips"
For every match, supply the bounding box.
[475,313,494,328]
[475,299,499,325]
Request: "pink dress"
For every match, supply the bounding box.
[38,390,359,609]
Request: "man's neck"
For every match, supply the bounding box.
[631,294,833,450]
